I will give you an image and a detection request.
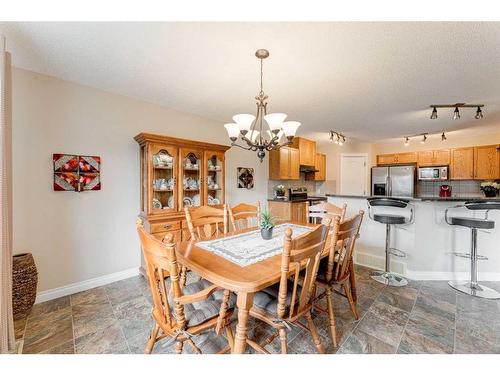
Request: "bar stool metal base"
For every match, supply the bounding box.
[448,281,500,300]
[371,271,408,287]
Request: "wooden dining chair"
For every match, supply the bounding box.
[313,211,364,347]
[184,205,229,240]
[137,219,235,354]
[228,202,261,231]
[247,220,331,354]
[306,201,347,224]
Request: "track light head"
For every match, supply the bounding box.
[441,132,447,141]
[430,107,438,119]
[453,107,460,120]
[475,106,483,119]
[420,134,427,144]
[404,137,410,146]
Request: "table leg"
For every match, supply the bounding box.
[233,291,254,354]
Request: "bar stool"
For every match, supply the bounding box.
[445,201,500,299]
[367,198,414,287]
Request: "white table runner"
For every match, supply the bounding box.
[196,223,313,267]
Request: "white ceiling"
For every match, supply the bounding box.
[1,22,500,143]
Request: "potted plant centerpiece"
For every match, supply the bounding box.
[260,210,276,240]
[480,181,500,198]
[275,184,286,199]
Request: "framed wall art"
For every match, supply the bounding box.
[53,154,101,192]
[237,167,254,189]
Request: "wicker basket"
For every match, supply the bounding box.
[12,253,38,319]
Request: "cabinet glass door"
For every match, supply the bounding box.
[180,149,203,208]
[204,151,224,206]
[150,144,177,213]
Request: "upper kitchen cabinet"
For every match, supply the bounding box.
[377,152,417,165]
[269,146,300,180]
[291,137,316,166]
[474,144,500,180]
[305,153,326,181]
[417,149,450,166]
[450,147,474,180]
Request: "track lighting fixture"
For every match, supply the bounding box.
[430,107,438,119]
[404,137,410,146]
[475,106,483,119]
[441,132,447,141]
[429,103,484,120]
[420,134,427,144]
[329,131,346,146]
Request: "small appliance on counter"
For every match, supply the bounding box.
[439,184,452,197]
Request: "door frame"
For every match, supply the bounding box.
[340,153,369,196]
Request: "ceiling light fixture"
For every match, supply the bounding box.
[420,134,427,144]
[475,106,483,119]
[441,132,447,141]
[404,137,410,146]
[224,49,300,162]
[429,103,484,120]
[430,107,438,119]
[330,131,346,146]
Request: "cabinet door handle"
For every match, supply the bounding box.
[164,224,172,230]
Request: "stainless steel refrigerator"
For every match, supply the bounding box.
[371,165,416,197]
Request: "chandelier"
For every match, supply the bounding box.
[224,49,301,162]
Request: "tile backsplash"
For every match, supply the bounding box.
[417,180,482,197]
[268,178,329,198]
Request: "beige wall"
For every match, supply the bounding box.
[12,68,267,293]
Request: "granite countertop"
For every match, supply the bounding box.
[325,193,500,202]
[268,196,328,203]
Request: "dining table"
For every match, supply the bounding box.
[176,221,354,354]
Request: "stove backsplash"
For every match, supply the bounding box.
[268,179,319,198]
[417,180,482,197]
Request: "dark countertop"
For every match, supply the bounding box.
[325,193,500,202]
[268,196,328,203]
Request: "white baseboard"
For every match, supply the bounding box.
[35,267,140,304]
[354,250,500,281]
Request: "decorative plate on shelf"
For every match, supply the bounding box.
[153,198,162,209]
[183,197,193,207]
[167,196,174,209]
[212,197,220,205]
[193,194,200,206]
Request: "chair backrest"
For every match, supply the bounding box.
[276,220,331,320]
[229,202,260,231]
[465,201,500,211]
[136,219,186,331]
[322,211,364,283]
[307,202,347,223]
[184,205,228,240]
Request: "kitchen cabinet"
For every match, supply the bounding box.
[291,137,316,166]
[268,200,308,224]
[305,153,326,181]
[450,147,474,180]
[417,149,450,166]
[377,152,417,165]
[474,144,500,180]
[269,147,300,180]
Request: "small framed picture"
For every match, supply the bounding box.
[237,167,254,189]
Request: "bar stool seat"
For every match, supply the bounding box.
[449,217,495,230]
[373,214,406,225]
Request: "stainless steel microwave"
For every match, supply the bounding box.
[418,166,448,181]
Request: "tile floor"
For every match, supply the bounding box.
[13,265,500,354]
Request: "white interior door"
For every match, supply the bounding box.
[340,154,368,196]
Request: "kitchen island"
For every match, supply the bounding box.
[326,194,500,281]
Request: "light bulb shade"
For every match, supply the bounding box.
[475,107,483,119]
[453,107,460,120]
[224,123,240,139]
[232,114,255,132]
[282,121,301,137]
[264,113,288,132]
[267,130,284,141]
[404,137,410,146]
[247,130,260,142]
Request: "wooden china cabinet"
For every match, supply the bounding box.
[134,133,230,275]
